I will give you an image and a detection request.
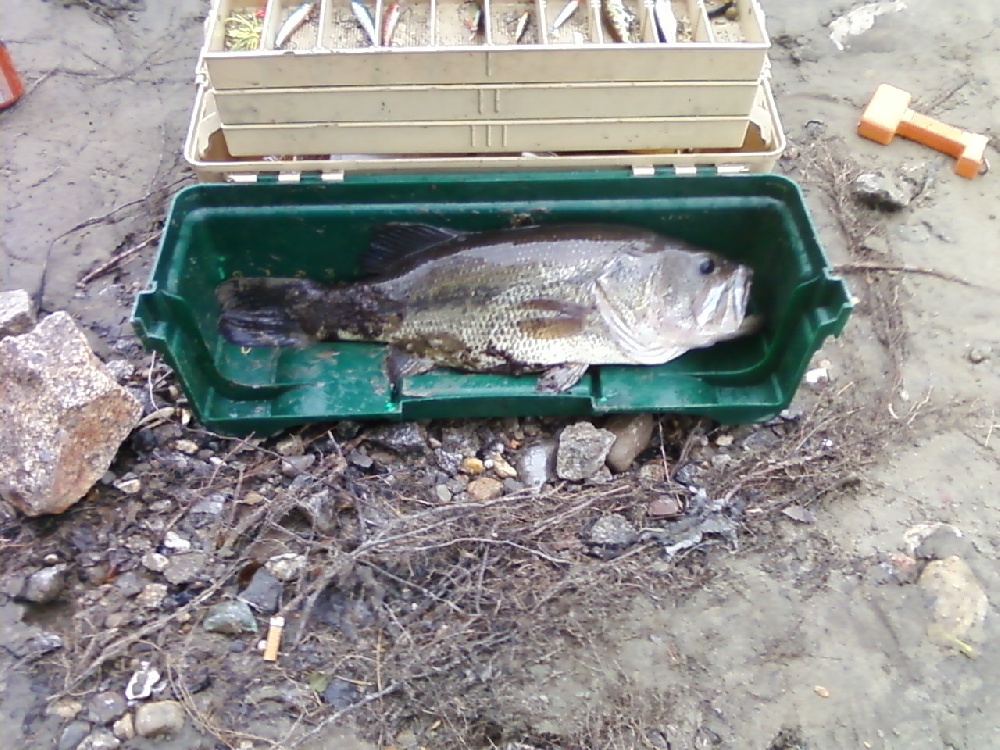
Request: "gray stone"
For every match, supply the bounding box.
[111,714,134,741]
[604,414,655,473]
[366,423,427,454]
[58,720,92,750]
[0,312,142,516]
[19,564,68,603]
[113,572,146,598]
[163,552,208,586]
[347,449,374,469]
[434,484,452,503]
[103,360,134,384]
[852,170,917,211]
[440,425,480,456]
[79,729,120,750]
[0,289,36,339]
[239,567,283,613]
[967,345,992,365]
[266,553,306,582]
[296,490,336,533]
[322,678,361,708]
[434,449,464,475]
[516,441,557,490]
[586,514,639,549]
[134,700,185,738]
[914,525,968,561]
[189,493,225,515]
[203,600,258,634]
[275,434,305,456]
[136,583,168,610]
[142,551,169,573]
[281,454,316,477]
[556,422,616,481]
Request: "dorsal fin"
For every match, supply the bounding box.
[364,222,469,276]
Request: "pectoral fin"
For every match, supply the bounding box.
[535,363,590,393]
[386,346,439,388]
[517,299,588,340]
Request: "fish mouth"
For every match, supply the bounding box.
[694,263,753,334]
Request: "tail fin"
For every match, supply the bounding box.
[216,277,325,348]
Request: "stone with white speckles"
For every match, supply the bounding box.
[0,289,36,339]
[0,312,142,516]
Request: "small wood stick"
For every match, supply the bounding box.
[262,616,285,662]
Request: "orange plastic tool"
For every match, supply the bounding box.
[0,42,23,111]
[858,84,988,179]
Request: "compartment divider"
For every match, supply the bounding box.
[261,0,283,50]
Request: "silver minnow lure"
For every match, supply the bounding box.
[653,0,678,43]
[551,0,580,33]
[351,0,378,44]
[275,1,316,49]
[215,222,758,394]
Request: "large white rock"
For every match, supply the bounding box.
[0,312,142,516]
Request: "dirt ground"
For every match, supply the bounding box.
[2,0,1000,748]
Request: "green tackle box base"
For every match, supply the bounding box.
[131,169,852,437]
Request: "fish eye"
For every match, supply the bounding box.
[699,258,716,275]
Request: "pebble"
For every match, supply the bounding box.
[648,497,682,519]
[239,568,283,613]
[134,700,185,738]
[88,691,127,724]
[79,729,120,750]
[585,514,639,558]
[491,454,518,479]
[322,678,361,709]
[366,423,427,454]
[275,434,305,456]
[136,583,168,610]
[461,457,485,475]
[347,449,374,469]
[603,414,655,473]
[516,441,557,490]
[281,454,316,477]
[58,721,92,750]
[434,484,453,503]
[162,531,191,552]
[104,613,128,629]
[48,699,83,720]
[441,425,480,456]
[918,556,988,641]
[556,422,616,481]
[433,449,463,474]
[852,170,917,211]
[113,478,142,495]
[111,714,135,741]
[190,494,225,515]
[265,553,307,582]
[467,476,504,502]
[503,478,524,494]
[296,490,337,533]
[164,552,208,586]
[142,551,169,573]
[638,462,667,484]
[19,564,68,604]
[967,345,992,365]
[203,600,259,634]
[173,439,199,454]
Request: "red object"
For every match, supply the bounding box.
[0,42,24,111]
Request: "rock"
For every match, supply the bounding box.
[967,345,992,365]
[87,692,127,725]
[111,714,134,741]
[603,414,655,472]
[461,457,485,475]
[296,490,337,533]
[322,678,361,709]
[48,699,84,720]
[441,425,480,456]
[903,523,963,557]
[366,423,427,454]
[173,439,199,454]
[103,360,134,384]
[0,312,143,516]
[467,477,504,502]
[239,568,283,613]
[112,478,141,495]
[79,729,120,750]
[638,462,667,484]
[281,454,316,477]
[189,493,225,515]
[275,434,305,456]
[0,289,36,338]
[136,583,168,610]
[914,525,967,561]
[584,514,639,559]
[104,613,128,629]
[433,449,463,475]
[556,422,616,481]
[162,530,191,551]
[918,556,988,642]
[112,572,145,598]
[852,170,916,211]
[491,454,518,479]
[203,600,258,634]
[19,564,68,603]
[163,552,208,586]
[516,441,557,490]
[142,552,169,573]
[347,449,374,469]
[58,720,92,750]
[134,700,185,738]
[266,553,306,582]
[648,497,682,519]
[434,484,452,503]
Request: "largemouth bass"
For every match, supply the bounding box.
[216,222,758,393]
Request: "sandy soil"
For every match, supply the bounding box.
[2,0,999,748]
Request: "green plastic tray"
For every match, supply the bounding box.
[131,169,852,437]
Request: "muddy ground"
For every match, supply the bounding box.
[2,0,1000,748]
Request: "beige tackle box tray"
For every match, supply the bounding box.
[197,0,770,155]
[183,78,785,182]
